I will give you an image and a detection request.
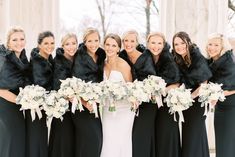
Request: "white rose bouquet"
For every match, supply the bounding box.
[143,75,167,108]
[198,82,225,115]
[79,82,104,117]
[126,80,151,112]
[164,84,194,145]
[58,77,85,113]
[16,85,46,121]
[43,90,69,140]
[164,84,194,120]
[102,80,128,112]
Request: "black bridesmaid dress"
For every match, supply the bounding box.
[26,48,54,157]
[0,45,31,157]
[72,44,106,157]
[208,50,235,157]
[174,46,212,157]
[119,48,156,157]
[48,48,75,157]
[151,43,181,157]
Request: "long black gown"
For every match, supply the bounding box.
[152,43,181,157]
[0,45,31,157]
[208,50,235,157]
[119,48,156,157]
[48,48,75,157]
[26,48,54,157]
[173,46,212,157]
[72,44,106,157]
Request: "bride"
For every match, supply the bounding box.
[101,33,135,157]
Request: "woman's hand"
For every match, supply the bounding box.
[81,98,93,112]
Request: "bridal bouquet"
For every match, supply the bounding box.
[164,84,194,121]
[126,80,151,112]
[16,85,46,121]
[143,75,167,108]
[58,77,85,113]
[102,80,128,112]
[198,82,225,115]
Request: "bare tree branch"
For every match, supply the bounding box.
[229,0,235,12]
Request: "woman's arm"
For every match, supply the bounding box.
[191,80,208,99]
[166,83,180,93]
[224,90,235,96]
[0,89,17,103]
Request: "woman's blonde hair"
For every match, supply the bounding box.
[6,26,25,48]
[122,30,140,45]
[206,33,232,58]
[83,27,100,43]
[61,33,78,47]
[147,32,166,44]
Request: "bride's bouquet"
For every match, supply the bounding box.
[143,75,167,108]
[102,80,128,112]
[164,84,194,122]
[126,80,151,112]
[198,82,225,115]
[16,85,46,121]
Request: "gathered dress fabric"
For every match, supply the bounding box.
[119,48,157,157]
[101,70,135,157]
[26,48,54,157]
[48,48,75,157]
[72,44,106,157]
[175,46,212,157]
[208,50,235,157]
[0,45,31,157]
[151,43,181,157]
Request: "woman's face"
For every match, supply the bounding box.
[173,37,188,57]
[39,36,55,56]
[207,38,222,60]
[123,34,138,53]
[85,32,100,54]
[8,32,26,53]
[104,37,120,58]
[63,37,77,57]
[148,35,164,56]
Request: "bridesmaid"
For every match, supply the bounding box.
[72,27,106,157]
[146,32,181,157]
[119,30,156,157]
[0,27,31,157]
[26,31,55,157]
[49,33,78,157]
[206,33,235,157]
[172,31,212,157]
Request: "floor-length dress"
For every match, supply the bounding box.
[101,70,135,157]
[119,49,157,157]
[174,46,212,157]
[48,48,74,157]
[0,45,31,157]
[208,50,235,157]
[151,43,181,157]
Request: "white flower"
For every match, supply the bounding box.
[16,85,47,121]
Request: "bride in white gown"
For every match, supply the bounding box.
[101,33,135,157]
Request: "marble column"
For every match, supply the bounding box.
[160,0,228,54]
[0,0,60,55]
[159,0,228,150]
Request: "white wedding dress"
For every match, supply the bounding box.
[101,70,135,157]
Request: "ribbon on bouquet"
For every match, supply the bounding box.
[71,97,84,113]
[174,111,184,147]
[203,102,214,116]
[155,95,163,108]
